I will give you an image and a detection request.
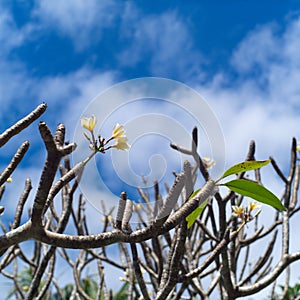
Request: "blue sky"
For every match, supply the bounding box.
[1,0,299,199]
[1,0,300,296]
[3,1,300,82]
[4,0,298,80]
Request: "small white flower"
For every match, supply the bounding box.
[112,123,126,139]
[81,115,97,131]
[203,157,215,169]
[232,205,245,218]
[119,277,127,282]
[248,201,260,212]
[114,137,130,150]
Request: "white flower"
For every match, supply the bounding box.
[232,204,245,218]
[110,123,130,150]
[248,201,260,212]
[112,123,126,138]
[114,137,130,150]
[81,115,97,131]
[203,157,215,169]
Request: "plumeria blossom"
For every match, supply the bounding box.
[202,157,216,169]
[81,115,97,132]
[113,136,130,150]
[232,201,261,226]
[111,123,130,150]
[80,116,130,157]
[232,204,245,219]
[112,123,125,139]
[248,201,260,212]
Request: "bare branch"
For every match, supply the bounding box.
[0,141,30,186]
[0,103,47,147]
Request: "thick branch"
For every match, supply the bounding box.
[25,180,216,250]
[0,103,47,147]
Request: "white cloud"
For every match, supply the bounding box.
[33,67,117,131]
[0,61,32,119]
[119,7,204,79]
[0,5,36,119]
[0,5,27,55]
[230,14,300,109]
[198,14,300,166]
[32,0,121,51]
[230,23,280,74]
[0,62,116,139]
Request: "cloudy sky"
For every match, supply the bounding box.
[1,0,300,297]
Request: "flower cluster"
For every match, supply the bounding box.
[232,201,261,223]
[81,115,130,153]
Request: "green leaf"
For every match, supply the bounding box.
[186,197,209,229]
[219,160,271,180]
[222,179,286,211]
[114,282,129,300]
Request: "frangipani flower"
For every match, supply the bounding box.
[203,157,215,169]
[119,277,127,282]
[81,115,97,132]
[112,123,126,139]
[232,205,245,218]
[80,115,130,155]
[114,137,130,150]
[248,201,260,212]
[232,201,261,228]
[111,123,130,150]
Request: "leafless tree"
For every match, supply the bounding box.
[0,104,299,299]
